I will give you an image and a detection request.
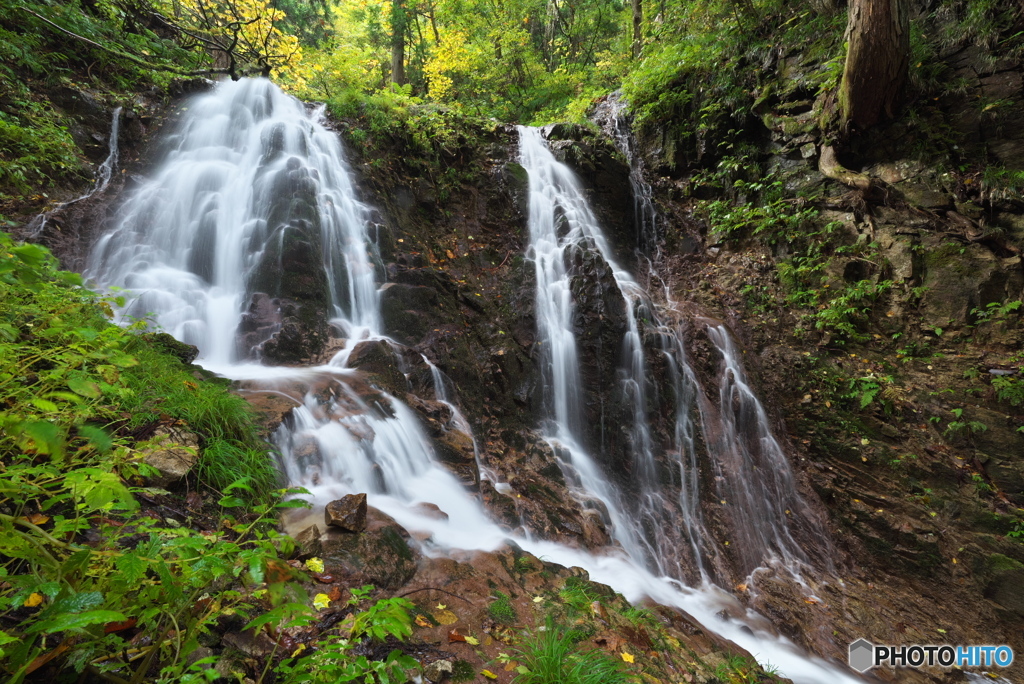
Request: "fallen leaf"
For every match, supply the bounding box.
[734,583,748,592]
[313,593,331,610]
[434,609,458,625]
[23,592,43,607]
[22,513,49,525]
[448,629,467,643]
[621,652,635,663]
[305,557,325,573]
[291,643,306,658]
[481,670,498,680]
[327,587,342,602]
[436,603,447,610]
[104,618,137,634]
[465,635,480,645]
[446,250,455,259]
[415,614,433,628]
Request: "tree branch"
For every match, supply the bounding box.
[20,7,229,78]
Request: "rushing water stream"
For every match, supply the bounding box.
[85,78,862,683]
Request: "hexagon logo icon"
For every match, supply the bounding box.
[849,638,875,673]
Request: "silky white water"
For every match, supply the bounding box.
[86,78,860,683]
[86,79,378,363]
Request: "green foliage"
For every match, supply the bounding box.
[488,591,518,625]
[0,232,424,683]
[0,233,277,499]
[991,375,1024,407]
[971,299,1023,325]
[512,615,631,684]
[944,408,988,440]
[273,596,418,684]
[558,576,602,615]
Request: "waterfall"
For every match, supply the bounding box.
[86,78,859,683]
[517,125,833,581]
[85,79,378,365]
[29,106,122,238]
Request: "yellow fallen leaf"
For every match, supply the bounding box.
[291,643,306,658]
[313,593,331,610]
[415,614,433,628]
[532,596,544,603]
[481,670,498,679]
[304,557,325,573]
[23,592,43,607]
[621,652,635,663]
[465,635,480,645]
[436,603,447,610]
[434,609,458,625]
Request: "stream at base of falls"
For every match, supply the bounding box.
[85,77,864,684]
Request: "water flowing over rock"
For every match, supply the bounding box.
[85,79,379,365]
[517,126,831,585]
[84,77,867,684]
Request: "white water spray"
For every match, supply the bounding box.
[86,79,378,363]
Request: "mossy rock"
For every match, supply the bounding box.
[142,332,199,365]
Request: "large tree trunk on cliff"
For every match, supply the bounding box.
[390,0,407,86]
[631,0,642,58]
[840,0,909,131]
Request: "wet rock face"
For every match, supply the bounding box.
[545,128,637,267]
[347,339,409,395]
[244,156,332,364]
[567,245,633,481]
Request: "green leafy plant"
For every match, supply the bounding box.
[511,615,631,684]
[273,595,418,684]
[489,591,518,625]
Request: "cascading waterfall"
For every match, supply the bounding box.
[86,78,861,683]
[516,126,835,586]
[86,79,378,364]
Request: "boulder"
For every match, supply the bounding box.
[142,426,200,488]
[325,493,368,532]
[321,507,418,589]
[347,340,408,394]
[143,332,199,365]
[433,429,479,487]
[423,659,454,683]
[294,524,323,559]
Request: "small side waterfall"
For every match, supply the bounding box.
[29,106,122,238]
[85,78,859,683]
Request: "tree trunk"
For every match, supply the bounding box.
[840,0,909,131]
[390,0,406,86]
[631,0,642,59]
